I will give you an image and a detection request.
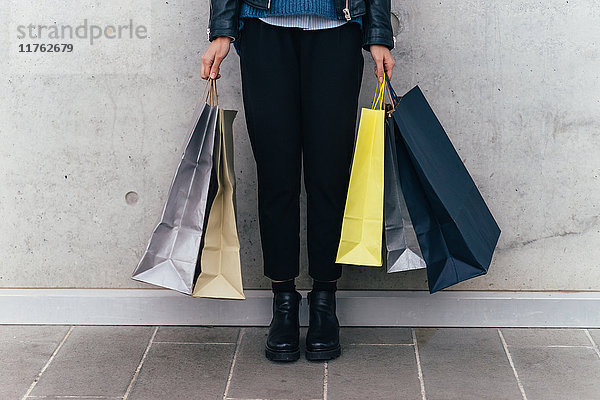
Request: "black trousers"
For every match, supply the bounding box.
[238,18,364,281]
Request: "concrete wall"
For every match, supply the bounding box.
[1,0,599,291]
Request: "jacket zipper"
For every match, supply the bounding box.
[342,0,351,20]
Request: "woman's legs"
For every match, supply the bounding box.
[239,19,305,361]
[239,18,362,362]
[238,18,303,281]
[297,22,362,361]
[299,22,365,281]
[240,18,363,282]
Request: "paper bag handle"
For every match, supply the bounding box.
[202,78,219,106]
[371,76,386,110]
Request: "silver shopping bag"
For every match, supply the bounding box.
[132,80,219,294]
[383,108,426,273]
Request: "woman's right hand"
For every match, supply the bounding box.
[200,37,232,80]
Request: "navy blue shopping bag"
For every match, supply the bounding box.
[385,78,501,293]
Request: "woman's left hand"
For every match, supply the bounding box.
[369,45,395,83]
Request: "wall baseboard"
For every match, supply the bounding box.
[1,289,599,327]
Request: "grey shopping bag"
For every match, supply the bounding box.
[383,108,426,273]
[132,80,219,294]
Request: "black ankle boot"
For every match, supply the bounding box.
[305,290,341,361]
[265,291,301,362]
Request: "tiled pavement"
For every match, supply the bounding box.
[2,326,600,400]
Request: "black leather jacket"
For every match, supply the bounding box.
[208,0,394,51]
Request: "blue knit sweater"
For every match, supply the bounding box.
[238,0,363,32]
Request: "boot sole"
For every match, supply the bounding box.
[305,345,341,361]
[265,346,300,362]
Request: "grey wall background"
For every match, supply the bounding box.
[1,0,599,291]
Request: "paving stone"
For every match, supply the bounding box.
[327,344,421,400]
[299,327,412,345]
[154,326,239,343]
[587,329,600,347]
[128,342,235,400]
[29,326,154,398]
[501,328,590,347]
[340,327,413,345]
[415,328,522,400]
[0,326,71,400]
[4,326,598,400]
[227,328,324,399]
[510,346,600,400]
[29,397,121,399]
[0,325,71,344]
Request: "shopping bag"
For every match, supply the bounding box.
[192,106,245,300]
[383,108,426,273]
[131,79,219,295]
[335,78,387,266]
[386,77,501,293]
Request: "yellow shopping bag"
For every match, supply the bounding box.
[335,77,387,266]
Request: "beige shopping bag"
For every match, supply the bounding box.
[192,107,245,299]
